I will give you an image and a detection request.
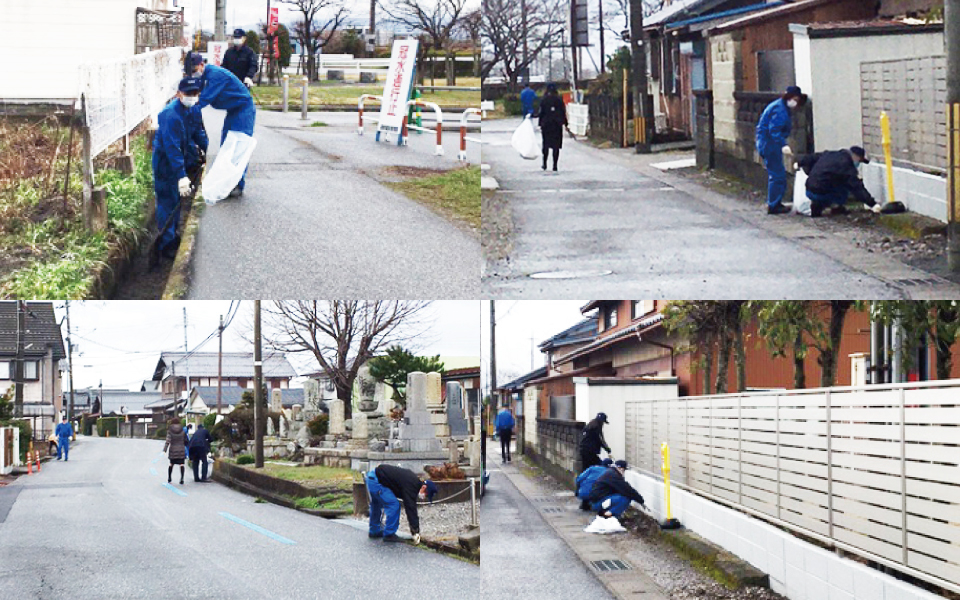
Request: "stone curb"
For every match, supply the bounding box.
[161,196,203,300]
[481,176,500,191]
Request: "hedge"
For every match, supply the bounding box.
[97,417,121,438]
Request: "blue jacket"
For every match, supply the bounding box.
[755,98,792,156]
[153,99,207,182]
[55,422,73,439]
[520,87,537,116]
[198,64,255,115]
[495,409,515,433]
[576,465,608,499]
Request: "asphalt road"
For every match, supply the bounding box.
[482,118,960,299]
[481,444,615,600]
[0,437,478,599]
[187,107,480,299]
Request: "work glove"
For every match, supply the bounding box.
[871,203,883,214]
[782,145,793,156]
[412,533,421,545]
[244,77,254,88]
[178,177,191,196]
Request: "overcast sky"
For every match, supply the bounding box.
[480,300,588,395]
[53,301,480,391]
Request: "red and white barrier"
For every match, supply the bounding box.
[357,94,383,135]
[404,99,444,155]
[459,108,481,162]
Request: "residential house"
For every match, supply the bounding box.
[185,386,306,418]
[0,302,66,441]
[151,352,297,403]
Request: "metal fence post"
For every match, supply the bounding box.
[301,77,309,121]
[738,394,743,505]
[826,389,834,539]
[470,477,478,527]
[282,75,289,113]
[900,386,908,565]
[776,392,781,520]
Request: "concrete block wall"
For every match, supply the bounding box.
[625,470,948,600]
[525,418,584,490]
[861,163,947,222]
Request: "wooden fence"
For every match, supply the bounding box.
[625,381,960,594]
[861,56,946,174]
[587,94,627,147]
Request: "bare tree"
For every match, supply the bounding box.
[459,8,482,78]
[380,0,469,85]
[481,0,564,89]
[280,0,349,81]
[261,301,431,419]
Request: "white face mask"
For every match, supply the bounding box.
[787,99,799,109]
[180,96,198,108]
[233,38,244,46]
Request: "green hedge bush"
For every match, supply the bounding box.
[236,454,255,465]
[97,417,121,438]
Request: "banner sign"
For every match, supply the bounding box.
[377,39,419,141]
[268,7,279,35]
[207,41,229,66]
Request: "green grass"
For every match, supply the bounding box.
[253,84,479,109]
[294,494,353,511]
[0,135,154,299]
[257,463,357,488]
[388,166,481,230]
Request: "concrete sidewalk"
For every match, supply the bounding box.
[489,447,670,600]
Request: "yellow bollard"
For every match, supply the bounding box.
[660,442,681,529]
[880,111,895,205]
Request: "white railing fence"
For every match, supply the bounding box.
[78,47,182,157]
[625,381,960,594]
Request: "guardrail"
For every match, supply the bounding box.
[624,380,960,594]
[403,99,443,155]
[357,94,383,135]
[458,108,480,161]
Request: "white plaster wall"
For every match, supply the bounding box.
[573,380,679,461]
[0,0,170,99]
[624,469,950,600]
[862,162,947,222]
[523,386,538,450]
[797,30,944,152]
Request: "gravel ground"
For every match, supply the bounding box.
[397,499,476,542]
[521,461,785,600]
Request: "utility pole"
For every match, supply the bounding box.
[521,0,528,84]
[14,301,25,420]
[215,0,227,41]
[369,0,376,41]
[599,0,605,74]
[947,0,960,270]
[65,301,76,425]
[629,0,651,153]
[490,301,497,408]
[253,300,264,468]
[217,314,223,417]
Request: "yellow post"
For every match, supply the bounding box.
[880,111,895,205]
[660,442,681,529]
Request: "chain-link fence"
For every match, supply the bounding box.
[78,47,182,158]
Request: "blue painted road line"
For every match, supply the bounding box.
[150,468,157,476]
[152,457,160,464]
[163,483,187,497]
[219,512,296,545]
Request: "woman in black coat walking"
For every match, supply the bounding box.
[538,83,567,172]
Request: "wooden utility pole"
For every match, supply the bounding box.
[490,301,497,407]
[13,301,25,419]
[599,0,605,74]
[629,0,651,152]
[215,0,227,41]
[521,0,528,84]
[66,301,76,424]
[947,0,960,270]
[254,300,264,468]
[217,314,223,416]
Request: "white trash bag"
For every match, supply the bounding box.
[584,515,627,534]
[202,131,258,204]
[511,115,540,160]
[793,169,811,216]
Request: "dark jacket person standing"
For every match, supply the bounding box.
[188,423,214,482]
[538,83,567,172]
[579,412,611,470]
[221,28,258,87]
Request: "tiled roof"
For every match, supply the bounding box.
[803,18,942,36]
[0,302,65,360]
[554,313,665,366]
[191,386,305,408]
[539,316,598,352]
[153,352,297,380]
[499,366,549,392]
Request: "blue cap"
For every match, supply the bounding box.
[601,458,614,467]
[423,480,439,502]
[233,28,246,38]
[850,146,870,164]
[615,460,628,469]
[179,77,202,93]
[597,412,608,424]
[185,51,204,71]
[547,82,558,93]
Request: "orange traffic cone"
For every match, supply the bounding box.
[27,457,32,475]
[35,451,40,472]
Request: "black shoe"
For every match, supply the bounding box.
[227,186,243,198]
[180,479,184,485]
[811,204,824,218]
[382,534,403,543]
[541,163,547,171]
[369,532,384,539]
[767,203,791,215]
[552,166,558,172]
[168,478,172,483]
[580,500,591,511]
[831,205,849,215]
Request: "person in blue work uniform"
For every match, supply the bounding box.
[187,423,214,482]
[152,76,208,259]
[367,464,438,544]
[221,28,258,87]
[495,405,515,463]
[55,416,73,461]
[587,460,646,520]
[520,83,538,117]
[756,85,807,215]
[185,50,256,198]
[576,457,613,511]
[797,146,880,217]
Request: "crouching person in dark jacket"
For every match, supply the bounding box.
[367,464,439,544]
[188,423,214,482]
[798,146,879,217]
[576,457,613,511]
[588,460,645,519]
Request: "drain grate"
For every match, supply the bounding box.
[896,277,942,287]
[591,559,632,572]
[540,507,564,513]
[531,497,556,503]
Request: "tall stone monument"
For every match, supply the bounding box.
[271,389,283,414]
[303,380,322,419]
[397,371,442,452]
[425,372,442,407]
[446,382,469,439]
[328,399,345,436]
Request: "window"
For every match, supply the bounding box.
[0,362,9,380]
[633,301,654,319]
[23,361,39,381]
[604,306,618,330]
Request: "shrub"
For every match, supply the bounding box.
[307,414,328,437]
[236,454,255,465]
[97,417,120,438]
[0,419,32,462]
[502,94,521,116]
[203,413,217,430]
[155,425,167,439]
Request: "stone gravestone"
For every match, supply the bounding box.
[397,372,442,452]
[266,416,275,436]
[375,381,391,416]
[446,382,469,439]
[297,419,311,447]
[353,413,369,439]
[328,399,345,436]
[426,372,442,407]
[303,380,321,418]
[271,389,283,414]
[355,365,378,412]
[292,404,302,421]
[279,414,288,438]
[448,437,460,463]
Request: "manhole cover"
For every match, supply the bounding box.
[530,270,613,280]
[591,559,632,572]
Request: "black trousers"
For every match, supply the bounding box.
[500,429,512,461]
[580,449,602,471]
[190,447,209,481]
